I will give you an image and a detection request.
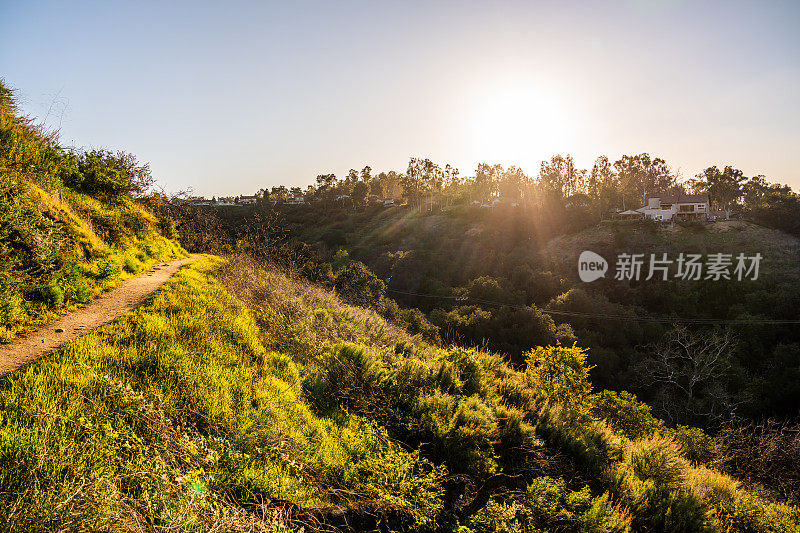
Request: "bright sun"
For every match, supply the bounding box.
[463,78,576,171]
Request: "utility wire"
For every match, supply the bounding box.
[384,288,800,325]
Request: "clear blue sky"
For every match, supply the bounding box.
[2,0,798,196]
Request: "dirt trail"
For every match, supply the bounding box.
[0,254,202,376]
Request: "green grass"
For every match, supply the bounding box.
[0,257,443,531]
[0,254,797,531]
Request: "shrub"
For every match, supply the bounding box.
[495,377,535,410]
[446,396,498,476]
[410,391,499,477]
[433,359,463,395]
[467,476,631,533]
[310,343,392,416]
[157,217,180,241]
[445,347,483,396]
[34,282,64,307]
[301,260,334,285]
[61,149,153,197]
[525,344,594,411]
[642,485,710,533]
[57,269,90,303]
[0,293,25,328]
[608,456,709,532]
[627,436,686,487]
[263,351,300,386]
[97,259,121,280]
[122,256,141,274]
[333,261,386,308]
[0,293,26,341]
[670,425,717,465]
[397,307,440,343]
[590,390,665,440]
[412,390,456,442]
[493,403,538,453]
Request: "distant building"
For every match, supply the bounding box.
[637,194,709,221]
[216,197,237,206]
[186,196,211,206]
[616,209,644,220]
[382,198,395,206]
[238,195,259,205]
[287,195,305,205]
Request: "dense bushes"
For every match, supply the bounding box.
[59,149,154,197]
[467,476,631,532]
[248,194,800,425]
[211,256,800,530]
[591,390,666,440]
[333,260,386,307]
[303,335,799,530]
[311,343,394,417]
[430,304,574,361]
[306,342,505,477]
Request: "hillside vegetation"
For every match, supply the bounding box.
[2,255,798,531]
[539,219,800,422]
[0,80,184,342]
[176,200,800,428]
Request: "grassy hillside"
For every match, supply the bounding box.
[0,257,441,530]
[1,255,797,531]
[186,203,800,424]
[0,80,185,342]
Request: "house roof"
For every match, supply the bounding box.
[620,209,644,215]
[648,193,709,204]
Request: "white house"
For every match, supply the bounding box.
[287,195,305,205]
[636,194,709,221]
[238,195,259,205]
[215,197,237,206]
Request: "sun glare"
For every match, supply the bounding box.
[463,79,576,171]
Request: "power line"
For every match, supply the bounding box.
[384,288,800,326]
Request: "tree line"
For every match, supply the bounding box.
[253,153,798,232]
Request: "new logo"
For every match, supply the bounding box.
[578,251,608,282]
